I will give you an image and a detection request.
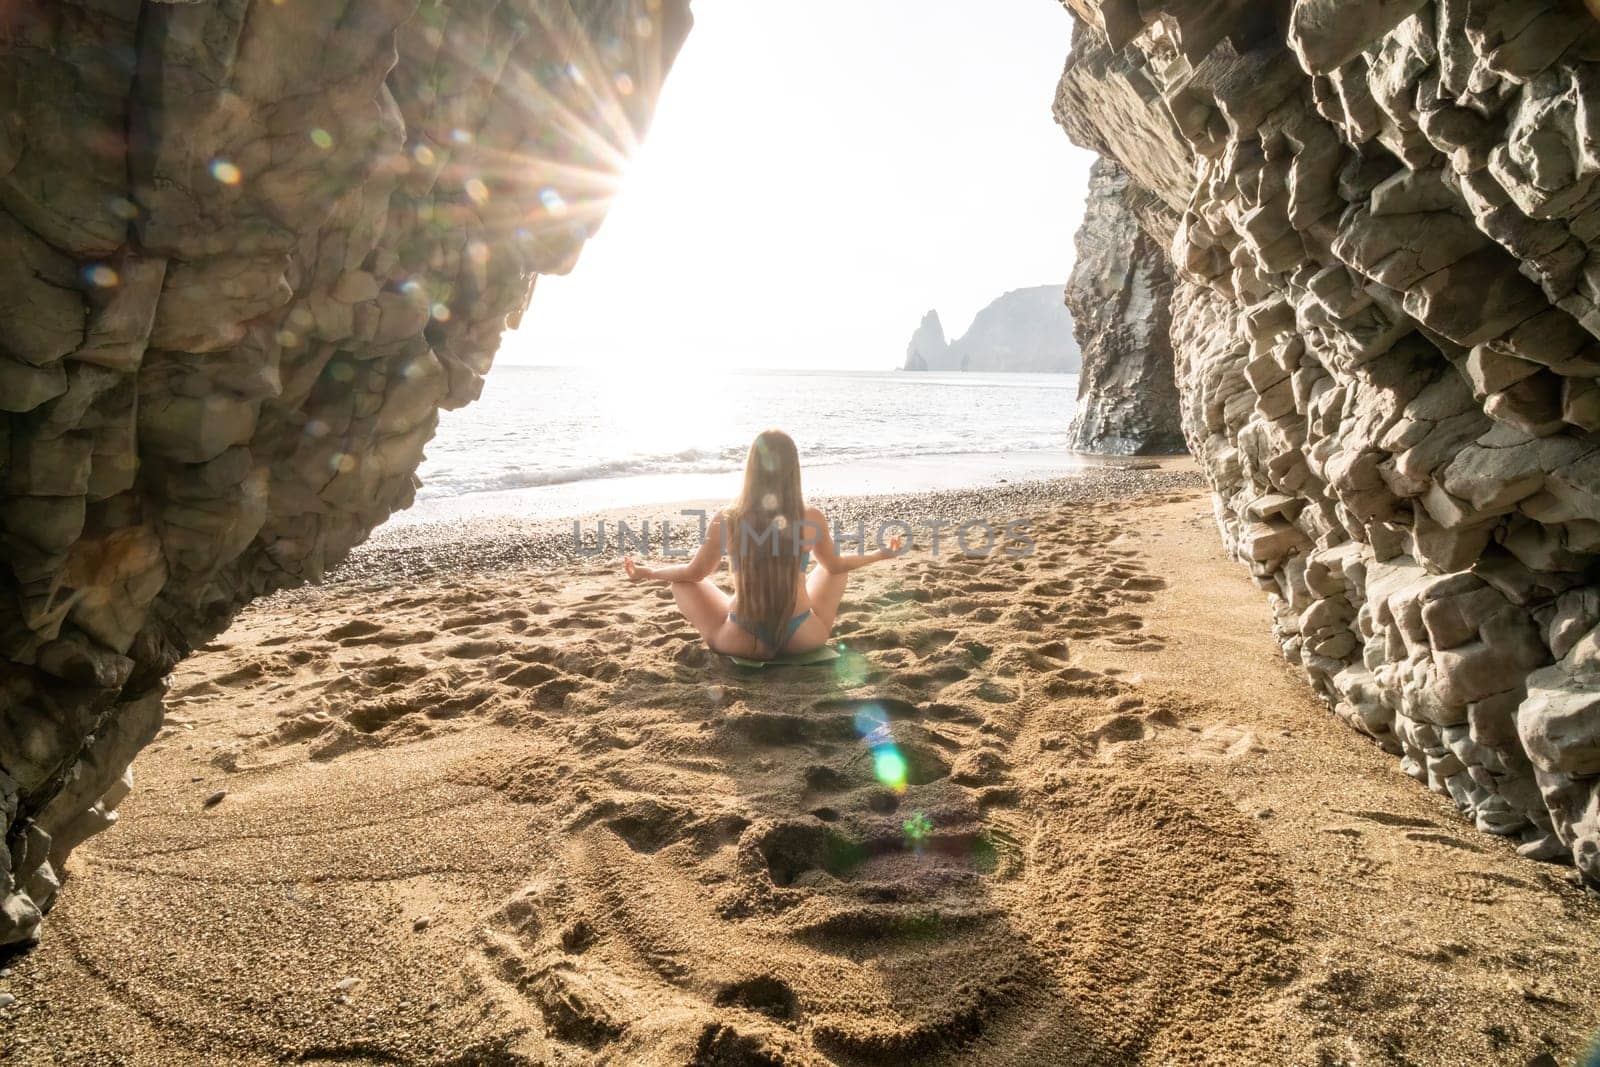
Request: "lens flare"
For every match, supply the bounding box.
[464,178,490,205]
[853,706,888,741]
[209,159,241,185]
[854,705,908,793]
[539,187,567,215]
[82,264,119,288]
[309,127,334,150]
[829,648,868,687]
[873,747,907,790]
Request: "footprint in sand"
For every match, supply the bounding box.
[906,626,958,656]
[339,627,437,648]
[1027,578,1074,597]
[918,702,986,728]
[210,661,266,688]
[1089,712,1158,749]
[358,661,428,688]
[462,609,1061,1062]
[896,663,971,691]
[1042,667,1124,700]
[497,662,560,687]
[1402,830,1486,853]
[949,747,1012,787]
[441,608,526,631]
[1186,724,1268,761]
[1334,809,1439,830]
[187,500,1244,1062]
[324,619,383,641]
[443,638,505,659]
[1106,632,1167,651]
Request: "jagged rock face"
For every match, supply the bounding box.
[1064,157,1186,454]
[903,287,1081,373]
[1058,0,1600,881]
[0,0,690,945]
[905,310,950,372]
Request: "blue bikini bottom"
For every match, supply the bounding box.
[729,609,813,655]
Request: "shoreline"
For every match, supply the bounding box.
[320,458,1201,588]
[399,449,1137,527]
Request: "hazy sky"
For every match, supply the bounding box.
[499,0,1095,370]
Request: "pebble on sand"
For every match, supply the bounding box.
[0,993,15,1009]
[203,790,227,809]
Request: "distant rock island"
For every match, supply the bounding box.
[903,285,1080,373]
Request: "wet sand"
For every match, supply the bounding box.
[3,464,1599,1065]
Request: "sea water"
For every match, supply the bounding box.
[404,365,1084,520]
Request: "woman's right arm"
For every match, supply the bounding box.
[806,507,905,574]
[625,514,724,583]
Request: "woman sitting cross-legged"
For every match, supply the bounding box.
[622,429,904,660]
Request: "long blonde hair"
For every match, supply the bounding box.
[728,430,806,644]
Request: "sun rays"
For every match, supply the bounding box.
[396,0,686,281]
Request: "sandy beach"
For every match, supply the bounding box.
[3,464,1598,1066]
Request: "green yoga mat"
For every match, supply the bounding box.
[726,644,844,669]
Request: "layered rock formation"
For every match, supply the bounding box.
[1057,1,1600,880]
[1064,157,1187,454]
[902,285,1081,372]
[0,0,690,945]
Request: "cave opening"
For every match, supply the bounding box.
[3,0,1123,956]
[4,0,1600,1061]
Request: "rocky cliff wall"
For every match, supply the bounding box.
[1057,0,1600,881]
[0,0,690,945]
[1063,157,1186,454]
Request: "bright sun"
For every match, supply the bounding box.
[497,0,1092,373]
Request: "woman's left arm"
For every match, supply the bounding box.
[805,507,905,573]
[624,514,724,583]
